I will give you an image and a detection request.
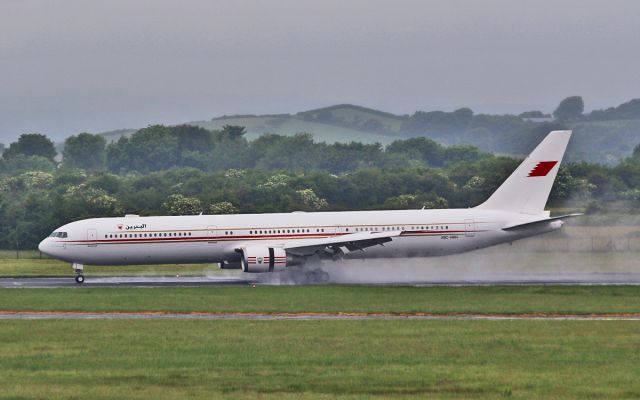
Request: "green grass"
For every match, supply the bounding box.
[0,250,46,259]
[0,319,638,399]
[0,256,219,277]
[1,285,640,314]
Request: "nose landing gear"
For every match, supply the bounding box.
[72,263,84,284]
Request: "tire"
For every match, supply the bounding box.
[75,275,85,284]
[319,271,330,283]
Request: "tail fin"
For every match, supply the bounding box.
[475,130,572,215]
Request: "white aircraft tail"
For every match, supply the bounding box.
[475,130,572,215]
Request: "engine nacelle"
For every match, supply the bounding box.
[239,246,288,273]
[219,260,242,270]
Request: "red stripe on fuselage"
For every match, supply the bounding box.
[54,230,486,246]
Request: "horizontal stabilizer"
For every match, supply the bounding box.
[502,214,582,231]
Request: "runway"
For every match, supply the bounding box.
[0,276,252,288]
[3,272,640,288]
[0,310,639,320]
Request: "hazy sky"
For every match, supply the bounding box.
[1,0,639,141]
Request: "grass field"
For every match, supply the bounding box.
[2,230,638,399]
[2,276,639,399]
[1,319,639,399]
[0,250,217,277]
[1,285,640,314]
[0,258,217,277]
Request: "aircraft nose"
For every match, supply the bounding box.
[38,238,51,255]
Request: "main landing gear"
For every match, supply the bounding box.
[72,263,84,284]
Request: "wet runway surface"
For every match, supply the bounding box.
[1,310,639,320]
[3,273,640,288]
[0,276,253,288]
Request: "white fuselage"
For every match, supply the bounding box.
[38,208,561,267]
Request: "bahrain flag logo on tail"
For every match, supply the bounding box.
[528,161,558,177]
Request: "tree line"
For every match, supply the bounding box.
[1,125,489,175]
[1,124,640,249]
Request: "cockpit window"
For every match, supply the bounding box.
[49,231,68,238]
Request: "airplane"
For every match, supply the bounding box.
[39,130,579,283]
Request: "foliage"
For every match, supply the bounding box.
[206,201,238,214]
[519,110,548,118]
[100,98,640,163]
[107,125,179,173]
[2,123,640,249]
[295,188,328,210]
[553,96,584,121]
[589,98,640,121]
[62,132,107,170]
[2,133,57,161]
[163,194,202,216]
[0,155,56,175]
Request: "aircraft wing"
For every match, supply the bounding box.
[281,230,402,257]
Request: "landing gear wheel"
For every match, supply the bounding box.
[75,275,85,284]
[304,269,331,284]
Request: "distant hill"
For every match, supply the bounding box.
[101,104,404,145]
[98,101,640,165]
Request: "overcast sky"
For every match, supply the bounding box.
[1,0,639,142]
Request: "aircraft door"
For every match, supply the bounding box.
[87,229,98,247]
[464,220,475,237]
[207,226,218,243]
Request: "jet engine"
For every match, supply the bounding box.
[239,246,289,273]
[219,260,242,269]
